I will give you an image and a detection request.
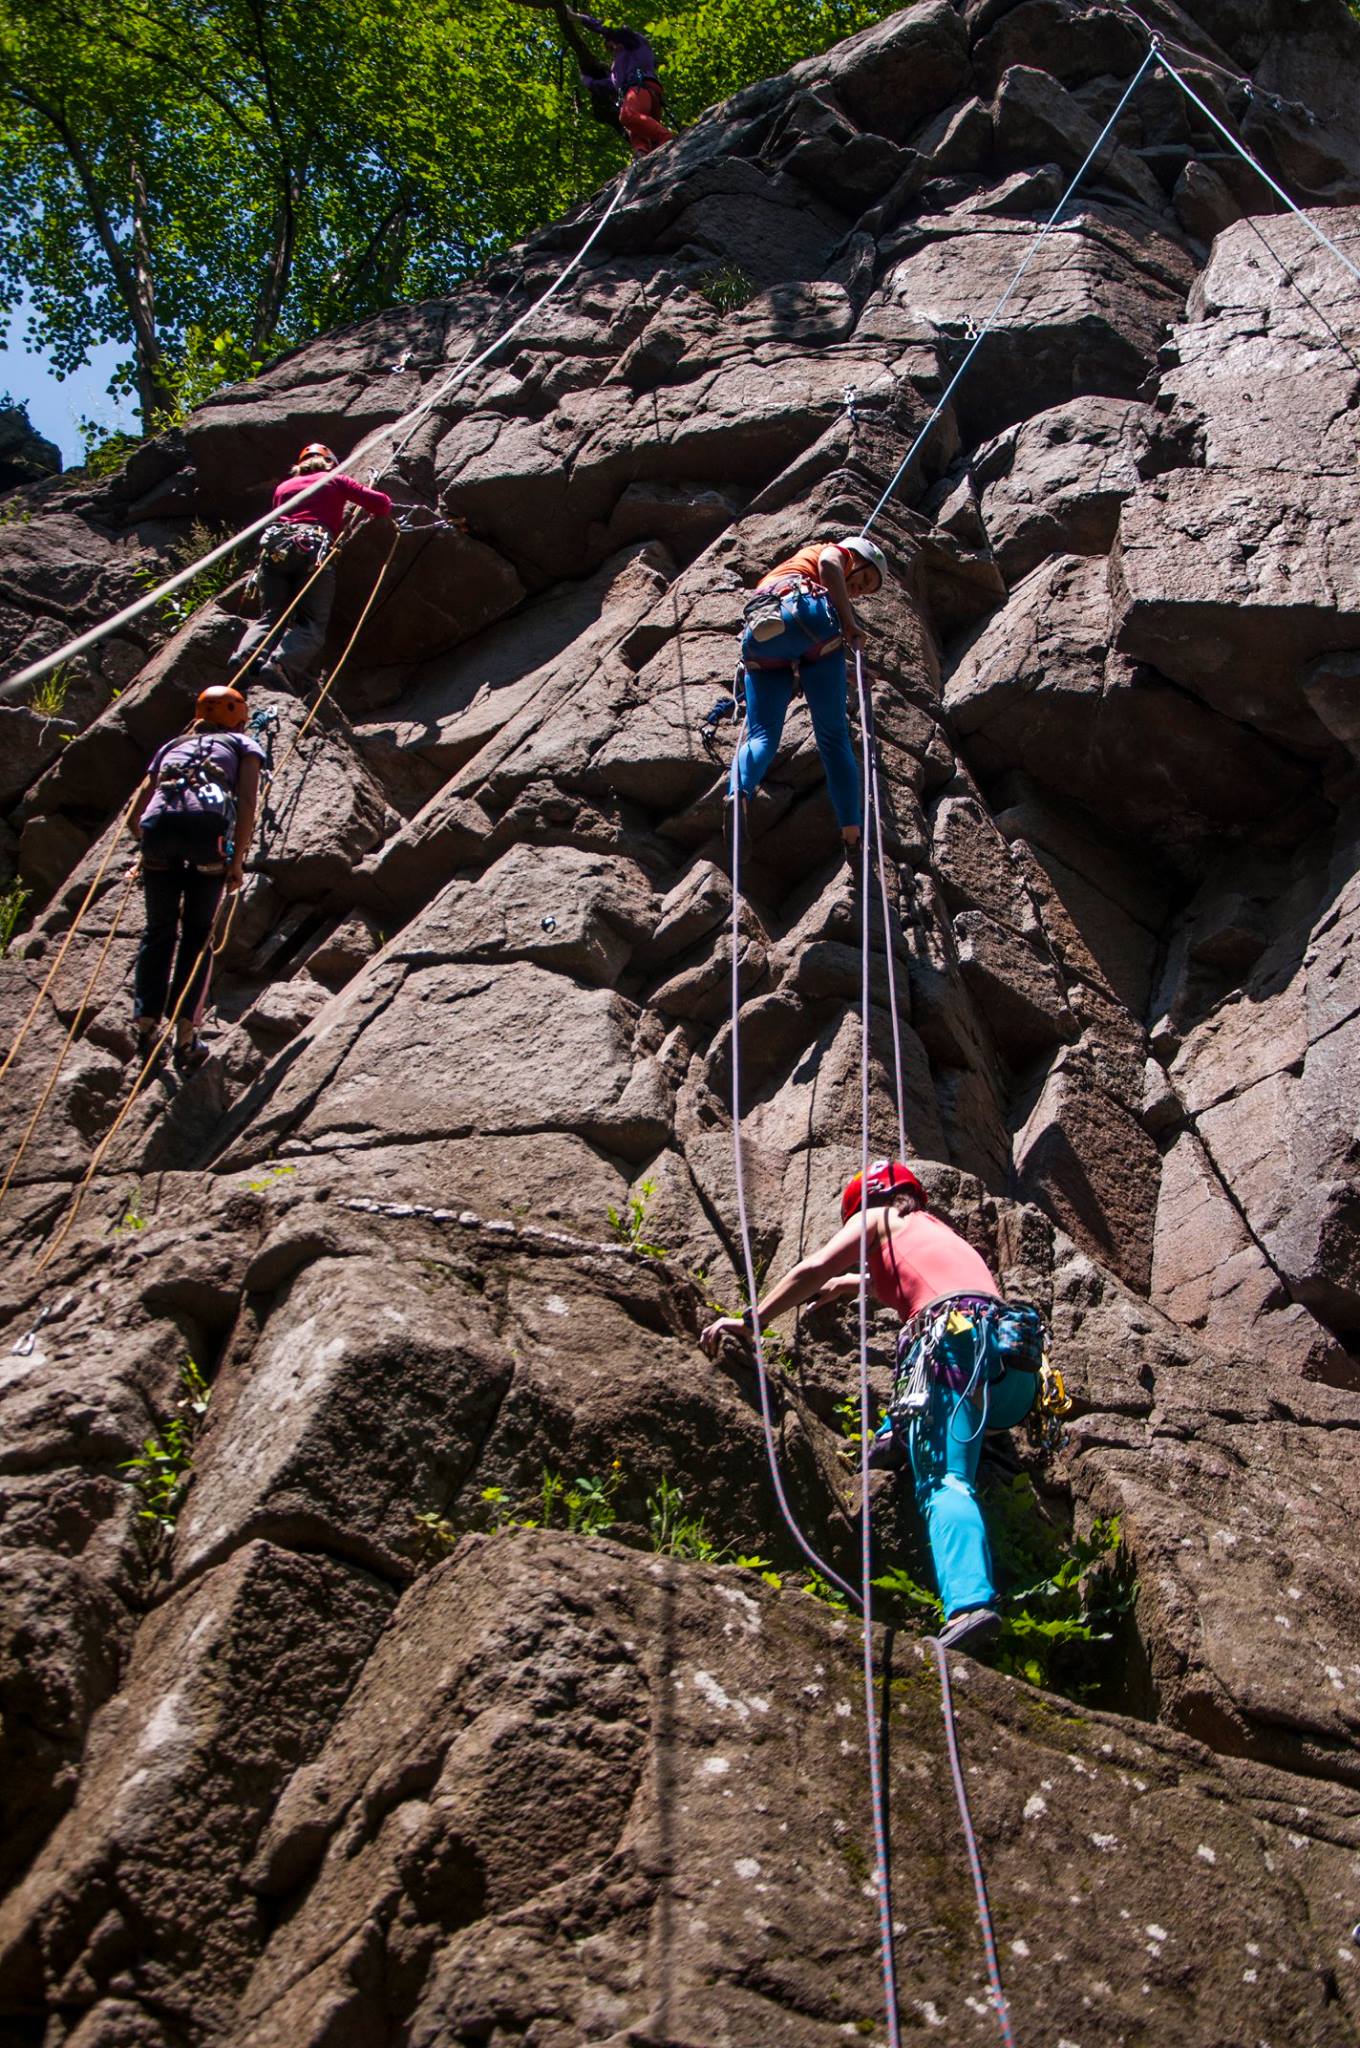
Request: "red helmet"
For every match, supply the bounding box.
[195,685,247,731]
[297,442,337,468]
[841,1159,925,1222]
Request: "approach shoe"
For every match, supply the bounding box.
[249,658,292,692]
[173,1035,212,1074]
[932,1606,1002,1656]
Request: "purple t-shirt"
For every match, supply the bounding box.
[578,16,659,89]
[141,731,265,827]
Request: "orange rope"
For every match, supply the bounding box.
[0,865,139,1209]
[0,791,140,1085]
[32,526,399,1271]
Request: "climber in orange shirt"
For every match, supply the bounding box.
[731,534,888,865]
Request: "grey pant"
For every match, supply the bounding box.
[233,558,336,682]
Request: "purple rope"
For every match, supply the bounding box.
[854,655,904,2048]
[931,1639,1018,2047]
[861,660,907,1164]
[727,760,860,1609]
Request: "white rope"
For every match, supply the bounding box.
[727,749,861,1609]
[861,46,1158,536]
[0,170,635,704]
[854,656,903,2048]
[859,654,907,1164]
[931,1638,1019,2045]
[1157,54,1360,290]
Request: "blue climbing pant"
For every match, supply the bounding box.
[730,650,862,829]
[908,1382,997,1619]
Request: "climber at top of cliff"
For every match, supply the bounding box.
[126,685,264,1072]
[701,1158,1048,1656]
[232,443,393,694]
[566,9,675,155]
[730,535,888,869]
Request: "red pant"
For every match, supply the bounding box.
[618,81,673,155]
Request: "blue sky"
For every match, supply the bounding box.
[3,300,137,469]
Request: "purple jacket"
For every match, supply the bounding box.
[577,16,660,89]
[141,731,265,828]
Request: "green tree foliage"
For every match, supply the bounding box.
[0,0,893,428]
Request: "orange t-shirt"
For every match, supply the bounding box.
[867,1210,999,1321]
[758,542,852,591]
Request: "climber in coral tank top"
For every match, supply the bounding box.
[701,1160,1024,1658]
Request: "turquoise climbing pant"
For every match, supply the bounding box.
[908,1381,997,1620]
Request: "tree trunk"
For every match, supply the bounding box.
[29,93,174,423]
[252,166,302,357]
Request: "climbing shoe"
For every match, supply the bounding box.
[933,1606,1002,1655]
[133,1023,165,1072]
[173,1035,211,1074]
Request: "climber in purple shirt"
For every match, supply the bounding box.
[567,11,675,154]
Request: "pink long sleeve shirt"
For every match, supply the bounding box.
[273,472,392,537]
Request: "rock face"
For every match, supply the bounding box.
[3,0,1360,2042]
[0,404,60,493]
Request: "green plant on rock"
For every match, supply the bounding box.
[29,663,71,718]
[647,1474,726,1561]
[0,881,31,957]
[479,1462,624,1539]
[413,1509,459,1562]
[734,1554,782,1591]
[871,1476,1138,1702]
[78,422,143,478]
[112,1180,149,1235]
[834,1392,881,1450]
[606,1178,668,1260]
[988,1480,1136,1697]
[133,520,239,631]
[694,261,756,313]
[245,1161,298,1194]
[871,1563,943,1625]
[800,1569,850,1613]
[120,1356,212,1558]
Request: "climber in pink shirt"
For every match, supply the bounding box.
[701,1160,1049,1656]
[232,443,392,691]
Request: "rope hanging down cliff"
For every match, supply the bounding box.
[28,527,400,1268]
[0,166,635,705]
[859,46,1159,537]
[858,31,1360,539]
[723,654,1021,2047]
[0,516,390,1208]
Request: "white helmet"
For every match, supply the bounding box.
[840,534,888,585]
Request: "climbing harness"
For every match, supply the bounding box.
[1,166,635,703]
[259,519,332,575]
[226,512,364,696]
[870,1296,1051,1470]
[143,733,242,855]
[29,524,399,1272]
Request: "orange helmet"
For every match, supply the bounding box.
[296,442,337,469]
[841,1159,925,1223]
[195,685,247,731]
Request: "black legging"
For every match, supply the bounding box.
[133,862,223,1024]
